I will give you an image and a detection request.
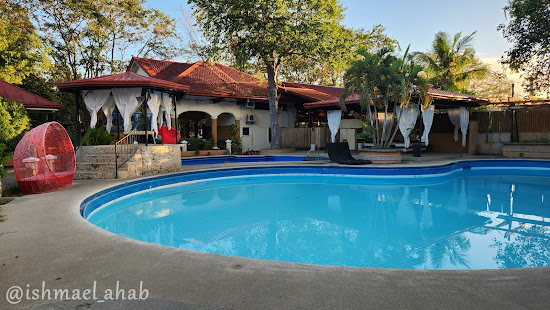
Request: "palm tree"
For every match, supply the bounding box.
[340,46,427,148]
[413,31,487,92]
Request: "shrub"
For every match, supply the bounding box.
[229,124,242,154]
[531,137,550,144]
[186,137,213,151]
[82,127,113,146]
[0,98,30,178]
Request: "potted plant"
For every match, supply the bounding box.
[340,47,427,163]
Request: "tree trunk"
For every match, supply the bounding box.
[266,62,281,149]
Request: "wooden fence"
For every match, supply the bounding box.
[471,110,550,133]
[281,127,329,149]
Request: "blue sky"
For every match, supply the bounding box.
[149,0,512,59]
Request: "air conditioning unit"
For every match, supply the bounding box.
[245,101,255,108]
[246,114,255,124]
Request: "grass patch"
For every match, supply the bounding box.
[1,185,23,198]
[530,137,550,144]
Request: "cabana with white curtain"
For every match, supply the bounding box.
[57,71,189,147]
[304,88,489,151]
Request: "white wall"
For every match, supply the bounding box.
[340,119,362,129]
[175,98,296,151]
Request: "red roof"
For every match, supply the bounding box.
[130,57,268,100]
[281,82,343,98]
[0,78,61,110]
[56,71,190,93]
[282,87,338,102]
[304,88,489,109]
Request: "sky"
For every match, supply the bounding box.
[148,0,522,92]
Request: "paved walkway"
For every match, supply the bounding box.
[1,156,549,309]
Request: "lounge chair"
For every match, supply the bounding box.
[326,142,371,165]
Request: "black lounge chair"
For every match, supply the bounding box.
[326,142,371,165]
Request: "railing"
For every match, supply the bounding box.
[114,129,139,179]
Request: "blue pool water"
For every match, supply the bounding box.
[83,161,550,270]
[181,155,327,165]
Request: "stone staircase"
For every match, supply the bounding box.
[75,146,135,179]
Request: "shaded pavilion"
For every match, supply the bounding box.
[57,71,189,146]
[303,87,491,149]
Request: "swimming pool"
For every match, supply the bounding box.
[181,155,328,165]
[82,160,550,270]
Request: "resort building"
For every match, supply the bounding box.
[0,77,61,126]
[127,57,338,151]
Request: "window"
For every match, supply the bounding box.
[243,127,250,135]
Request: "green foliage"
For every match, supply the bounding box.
[352,117,375,142]
[26,0,180,80]
[229,124,242,154]
[413,31,487,93]
[499,0,550,93]
[185,137,211,151]
[190,0,346,148]
[278,25,399,86]
[81,127,113,146]
[466,70,514,100]
[530,137,550,144]
[0,143,7,179]
[0,98,29,178]
[0,2,49,84]
[0,98,29,142]
[341,47,427,148]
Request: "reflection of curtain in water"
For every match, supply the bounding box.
[421,188,433,229]
[328,195,341,213]
[457,179,468,215]
[446,179,468,216]
[396,187,417,229]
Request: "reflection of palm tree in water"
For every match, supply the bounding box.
[428,179,472,269]
[430,234,472,269]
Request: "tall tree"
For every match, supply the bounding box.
[413,31,487,92]
[499,0,550,93]
[466,70,515,100]
[279,25,399,86]
[0,2,48,84]
[28,0,180,80]
[189,0,346,148]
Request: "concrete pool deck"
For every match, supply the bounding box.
[1,155,550,309]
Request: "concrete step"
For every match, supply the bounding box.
[76,162,116,171]
[76,154,117,163]
[74,170,116,180]
[77,146,116,155]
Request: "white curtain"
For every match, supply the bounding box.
[162,93,173,130]
[327,110,342,143]
[421,105,435,146]
[396,104,419,148]
[157,106,165,127]
[102,95,116,133]
[82,89,111,129]
[148,91,162,134]
[460,107,470,147]
[112,88,142,133]
[448,108,461,142]
[421,188,433,229]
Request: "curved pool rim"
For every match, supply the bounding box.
[81,159,550,218]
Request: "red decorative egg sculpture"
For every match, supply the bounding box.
[13,122,76,194]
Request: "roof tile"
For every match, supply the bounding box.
[0,78,61,110]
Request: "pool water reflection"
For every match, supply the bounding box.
[87,169,550,269]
